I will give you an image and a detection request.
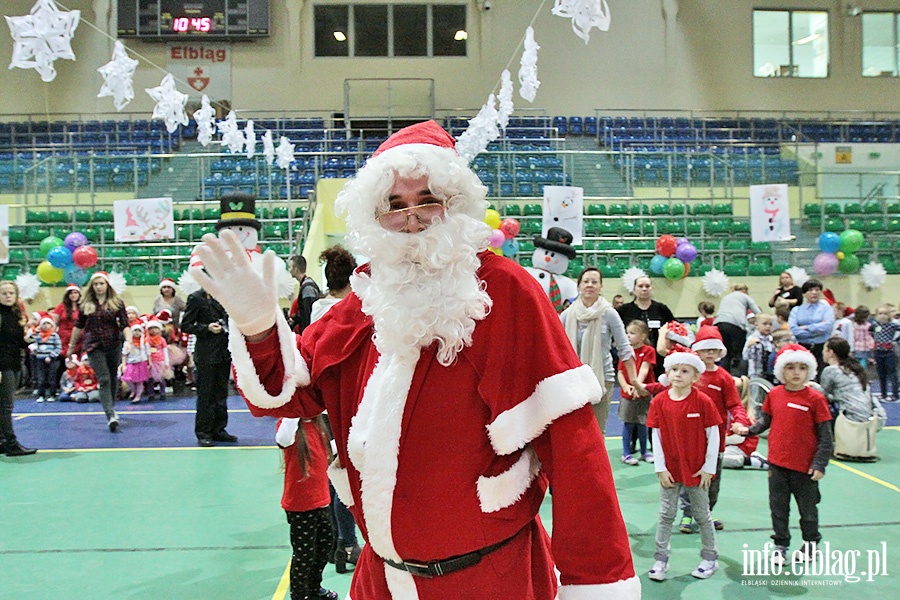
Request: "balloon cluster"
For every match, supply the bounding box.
[814,229,863,276]
[36,232,98,285]
[650,235,697,280]
[485,209,521,258]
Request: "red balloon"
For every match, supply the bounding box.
[500,218,521,239]
[72,245,98,268]
[656,235,678,257]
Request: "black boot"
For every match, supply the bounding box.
[4,441,37,456]
[334,548,349,574]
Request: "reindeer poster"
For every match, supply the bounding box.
[749,184,791,242]
[114,198,175,241]
[543,186,583,244]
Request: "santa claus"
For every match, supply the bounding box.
[191,121,639,599]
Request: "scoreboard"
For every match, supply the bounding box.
[117,0,269,40]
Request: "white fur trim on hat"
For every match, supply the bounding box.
[773,346,818,383]
[130,322,144,332]
[691,339,727,358]
[159,278,176,291]
[39,316,55,326]
[89,271,110,283]
[663,351,706,374]
[145,319,162,331]
[126,306,139,315]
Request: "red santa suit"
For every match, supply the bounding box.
[230,251,638,599]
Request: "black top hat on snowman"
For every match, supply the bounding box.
[215,192,262,232]
[534,226,577,259]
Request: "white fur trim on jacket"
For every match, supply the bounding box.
[773,349,818,383]
[476,446,541,513]
[486,364,601,456]
[275,418,299,447]
[557,576,642,600]
[327,458,355,508]
[229,312,309,409]
[383,563,419,600]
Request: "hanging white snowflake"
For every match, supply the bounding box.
[244,119,256,159]
[5,0,80,82]
[701,268,729,297]
[96,40,139,111]
[15,272,41,300]
[145,73,188,133]
[178,269,201,297]
[108,271,127,295]
[621,267,647,295]
[193,94,216,147]
[518,26,541,102]
[217,111,245,154]
[860,261,887,291]
[262,130,275,165]
[497,69,514,132]
[276,136,295,170]
[551,0,611,44]
[455,94,500,163]
[785,266,809,288]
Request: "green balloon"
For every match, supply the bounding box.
[838,254,860,274]
[663,257,685,280]
[839,229,864,253]
[39,236,65,257]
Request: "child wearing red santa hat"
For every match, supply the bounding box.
[30,313,62,402]
[145,319,170,401]
[120,322,151,404]
[734,344,833,566]
[646,346,722,581]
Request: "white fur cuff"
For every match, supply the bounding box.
[327,459,355,508]
[229,312,309,409]
[476,447,541,513]
[557,576,642,600]
[275,418,299,447]
[487,364,601,456]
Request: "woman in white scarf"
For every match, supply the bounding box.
[561,267,643,434]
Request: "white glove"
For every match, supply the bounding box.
[190,229,280,337]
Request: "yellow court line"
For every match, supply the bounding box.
[12,409,252,417]
[36,445,278,453]
[272,559,291,600]
[829,459,900,493]
[883,425,900,431]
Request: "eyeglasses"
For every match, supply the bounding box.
[376,203,445,231]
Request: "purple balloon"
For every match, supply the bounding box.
[813,252,839,276]
[64,232,88,251]
[675,237,689,247]
[675,242,698,263]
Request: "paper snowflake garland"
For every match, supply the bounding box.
[551,0,611,44]
[244,120,257,159]
[455,94,500,163]
[621,267,647,294]
[5,0,80,82]
[861,261,887,291]
[701,268,729,297]
[262,130,275,165]
[276,136,295,170]
[785,266,809,288]
[193,94,216,147]
[518,27,540,102]
[497,69,514,132]
[108,271,127,295]
[96,40,139,111]
[217,111,245,154]
[15,272,41,300]
[146,73,188,133]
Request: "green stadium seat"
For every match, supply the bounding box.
[661,220,685,235]
[619,221,641,235]
[585,204,606,216]
[708,220,730,235]
[93,209,113,222]
[887,219,900,233]
[863,202,883,214]
[847,217,866,231]
[713,204,732,215]
[842,202,861,215]
[8,227,25,244]
[503,204,522,216]
[601,264,619,278]
[725,239,749,251]
[887,202,900,214]
[750,241,770,252]
[523,203,542,216]
[824,217,843,232]
[866,218,886,232]
[294,207,307,219]
[26,210,48,223]
[650,203,669,216]
[3,265,22,279]
[629,204,649,216]
[807,215,821,229]
[272,207,289,219]
[204,207,219,220]
[28,227,50,243]
[824,203,842,215]
[803,203,821,216]
[692,203,713,215]
[608,203,628,216]
[730,220,751,234]
[724,263,748,277]
[749,263,771,276]
[74,210,91,223]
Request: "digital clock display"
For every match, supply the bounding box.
[117,0,268,40]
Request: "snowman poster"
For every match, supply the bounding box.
[543,186,583,244]
[114,197,175,241]
[750,184,791,242]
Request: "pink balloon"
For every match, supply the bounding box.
[488,230,506,248]
[813,252,839,276]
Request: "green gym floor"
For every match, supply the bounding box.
[2,403,899,599]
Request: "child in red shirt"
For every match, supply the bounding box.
[617,320,656,465]
[72,355,100,403]
[276,416,339,600]
[735,344,833,566]
[678,326,748,534]
[646,347,722,581]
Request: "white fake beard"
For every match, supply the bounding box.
[349,213,492,366]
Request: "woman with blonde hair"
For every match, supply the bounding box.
[0,281,36,455]
[68,272,131,432]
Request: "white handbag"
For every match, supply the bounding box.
[833,411,879,462]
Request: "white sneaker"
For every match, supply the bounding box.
[648,560,668,581]
[621,454,640,466]
[46,396,56,403]
[691,559,718,579]
[771,546,788,568]
[36,396,45,403]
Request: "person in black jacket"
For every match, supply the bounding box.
[0,281,36,456]
[181,289,235,447]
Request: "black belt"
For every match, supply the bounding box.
[383,532,519,578]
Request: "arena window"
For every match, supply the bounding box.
[753,9,829,78]
[862,12,899,77]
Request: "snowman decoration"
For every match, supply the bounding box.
[183,192,294,298]
[525,226,579,313]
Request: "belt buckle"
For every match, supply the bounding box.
[403,561,438,578]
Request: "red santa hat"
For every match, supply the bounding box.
[665,320,694,347]
[126,305,140,316]
[372,120,458,158]
[65,283,81,294]
[145,319,162,332]
[158,278,176,292]
[773,343,818,382]
[692,325,727,358]
[38,312,55,327]
[156,309,172,324]
[130,321,145,333]
[663,345,706,375]
[822,289,836,305]
[89,271,111,284]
